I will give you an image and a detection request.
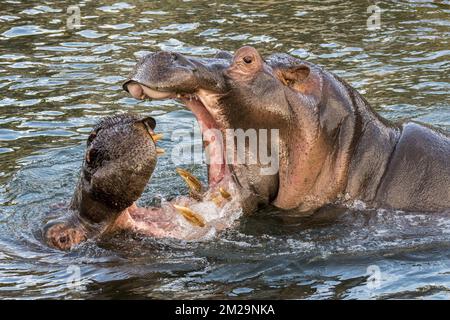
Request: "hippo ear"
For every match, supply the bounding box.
[274,61,322,100]
[278,65,310,90]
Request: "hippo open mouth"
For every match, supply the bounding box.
[123,46,359,213]
[125,83,228,186]
[122,51,234,187]
[122,47,302,213]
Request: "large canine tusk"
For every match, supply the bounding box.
[176,168,203,194]
[219,187,231,199]
[173,204,206,227]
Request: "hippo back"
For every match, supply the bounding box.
[375,122,450,212]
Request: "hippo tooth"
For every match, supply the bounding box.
[177,93,181,98]
[173,204,206,227]
[211,194,223,207]
[156,148,165,155]
[151,133,163,142]
[176,168,203,194]
[219,187,231,199]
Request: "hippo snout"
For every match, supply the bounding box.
[123,51,230,96]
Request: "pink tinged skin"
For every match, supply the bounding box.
[183,98,228,186]
[112,204,176,238]
[127,83,143,99]
[127,82,175,100]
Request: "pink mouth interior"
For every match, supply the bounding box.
[127,82,229,186]
[181,98,227,185]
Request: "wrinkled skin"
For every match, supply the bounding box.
[124,46,450,213]
[43,113,158,250]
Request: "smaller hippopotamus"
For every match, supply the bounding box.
[43,113,161,250]
[44,113,241,250]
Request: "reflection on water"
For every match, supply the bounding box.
[0,0,449,299]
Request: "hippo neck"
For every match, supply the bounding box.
[343,93,401,205]
[226,163,278,215]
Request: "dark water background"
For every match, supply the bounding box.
[0,0,449,299]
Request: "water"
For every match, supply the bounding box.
[0,0,449,299]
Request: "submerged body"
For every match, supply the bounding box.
[123,46,450,214]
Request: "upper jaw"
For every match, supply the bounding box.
[123,80,232,188]
[123,79,221,102]
[122,52,230,98]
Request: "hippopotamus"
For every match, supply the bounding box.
[123,46,450,214]
[44,113,242,250]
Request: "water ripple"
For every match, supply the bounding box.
[0,0,448,299]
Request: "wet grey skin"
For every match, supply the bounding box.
[123,46,450,214]
[43,113,158,250]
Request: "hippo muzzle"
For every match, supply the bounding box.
[123,51,230,100]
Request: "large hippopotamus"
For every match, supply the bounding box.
[124,46,450,214]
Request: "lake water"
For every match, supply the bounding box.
[0,0,449,299]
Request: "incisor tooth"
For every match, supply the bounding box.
[176,168,203,193]
[151,133,163,142]
[156,148,165,155]
[173,204,206,227]
[211,194,222,207]
[219,187,231,199]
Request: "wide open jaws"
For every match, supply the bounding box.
[125,81,230,187]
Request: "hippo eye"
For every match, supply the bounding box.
[243,56,253,64]
[59,236,68,244]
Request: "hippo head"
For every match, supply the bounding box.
[44,113,158,250]
[124,47,367,212]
